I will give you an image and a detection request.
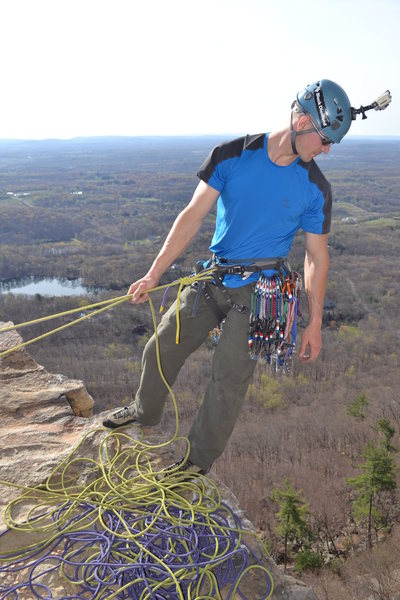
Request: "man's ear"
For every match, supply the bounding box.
[296,113,310,132]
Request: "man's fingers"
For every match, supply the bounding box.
[130,282,151,303]
[298,340,308,361]
[131,292,149,304]
[299,344,321,363]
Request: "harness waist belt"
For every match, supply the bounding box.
[191,256,292,321]
[212,256,290,279]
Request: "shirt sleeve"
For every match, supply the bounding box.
[300,183,332,234]
[197,147,228,192]
[197,136,247,193]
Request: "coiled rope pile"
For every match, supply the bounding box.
[0,271,274,599]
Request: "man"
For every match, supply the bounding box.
[103,79,352,475]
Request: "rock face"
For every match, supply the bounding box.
[0,321,317,600]
[0,321,96,509]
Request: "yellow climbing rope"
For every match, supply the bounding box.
[0,269,274,599]
[0,271,216,358]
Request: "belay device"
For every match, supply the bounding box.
[248,270,301,373]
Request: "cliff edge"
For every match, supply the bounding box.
[0,321,317,599]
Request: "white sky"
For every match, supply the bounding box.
[1,0,399,140]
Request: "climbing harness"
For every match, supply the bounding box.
[248,270,302,373]
[0,273,274,599]
[190,256,300,372]
[191,255,288,318]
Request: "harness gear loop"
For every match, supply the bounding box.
[191,256,289,322]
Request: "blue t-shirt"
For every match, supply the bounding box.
[197,133,332,287]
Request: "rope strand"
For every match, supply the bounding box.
[0,272,216,358]
[0,268,274,599]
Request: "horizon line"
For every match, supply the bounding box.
[1,133,400,143]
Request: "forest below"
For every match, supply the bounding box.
[1,135,400,598]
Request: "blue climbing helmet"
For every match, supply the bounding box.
[296,79,352,144]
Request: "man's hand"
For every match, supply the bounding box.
[298,322,322,363]
[127,273,159,304]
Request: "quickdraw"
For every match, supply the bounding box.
[248,271,302,373]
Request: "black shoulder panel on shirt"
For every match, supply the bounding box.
[298,159,332,234]
[197,133,266,183]
[243,133,266,151]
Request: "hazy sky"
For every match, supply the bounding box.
[1,0,398,140]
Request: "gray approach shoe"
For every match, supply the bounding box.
[160,457,211,479]
[102,405,138,428]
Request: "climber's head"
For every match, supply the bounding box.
[290,80,352,155]
[296,80,352,143]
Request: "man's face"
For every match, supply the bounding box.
[296,115,332,162]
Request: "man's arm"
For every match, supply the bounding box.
[298,232,330,363]
[128,180,220,303]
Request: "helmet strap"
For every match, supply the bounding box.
[290,111,298,155]
[290,110,320,153]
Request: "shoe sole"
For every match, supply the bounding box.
[102,418,137,429]
[157,461,210,481]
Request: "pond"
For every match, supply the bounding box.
[0,277,100,297]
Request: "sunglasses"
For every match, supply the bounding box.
[309,119,333,146]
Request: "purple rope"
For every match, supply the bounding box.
[0,500,273,599]
[160,286,171,313]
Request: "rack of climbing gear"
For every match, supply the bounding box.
[248,270,302,373]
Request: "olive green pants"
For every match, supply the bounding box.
[132,282,256,470]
